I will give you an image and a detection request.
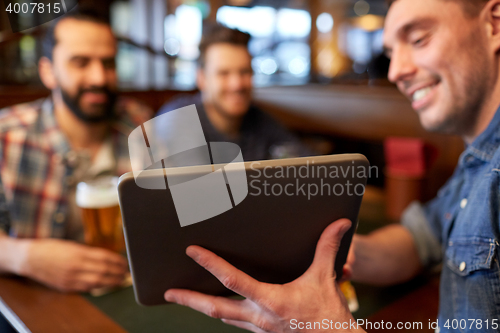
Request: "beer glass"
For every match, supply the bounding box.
[76,177,125,253]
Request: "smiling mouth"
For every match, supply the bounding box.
[226,93,250,101]
[82,92,108,103]
[413,82,440,101]
[413,86,432,102]
[407,80,440,111]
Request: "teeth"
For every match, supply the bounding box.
[413,87,433,102]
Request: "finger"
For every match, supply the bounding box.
[306,219,352,280]
[75,272,125,291]
[80,259,128,277]
[222,319,269,333]
[85,248,128,268]
[164,289,255,322]
[53,276,97,293]
[185,245,267,300]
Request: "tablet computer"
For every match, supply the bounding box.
[118,154,368,306]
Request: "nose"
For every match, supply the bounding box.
[387,45,417,84]
[86,60,107,86]
[228,72,250,91]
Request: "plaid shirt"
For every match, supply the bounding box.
[0,97,152,239]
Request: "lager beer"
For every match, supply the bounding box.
[76,177,125,253]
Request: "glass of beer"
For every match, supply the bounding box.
[76,177,125,253]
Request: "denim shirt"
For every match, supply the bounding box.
[403,107,500,332]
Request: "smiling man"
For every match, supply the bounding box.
[163,0,500,332]
[158,24,312,161]
[385,0,495,141]
[0,8,151,293]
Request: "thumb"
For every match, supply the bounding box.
[306,219,352,281]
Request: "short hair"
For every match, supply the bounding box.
[198,24,251,68]
[386,0,489,16]
[42,7,110,61]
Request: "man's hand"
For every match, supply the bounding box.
[18,239,128,292]
[164,219,365,333]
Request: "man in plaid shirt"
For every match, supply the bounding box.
[0,9,151,292]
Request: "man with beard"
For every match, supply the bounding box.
[163,0,500,332]
[158,24,312,162]
[0,9,151,292]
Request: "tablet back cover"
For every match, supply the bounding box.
[119,154,368,306]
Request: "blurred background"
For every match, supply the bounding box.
[0,0,389,89]
[0,3,463,328]
[0,0,464,217]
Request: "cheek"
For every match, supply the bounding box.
[106,71,117,87]
[414,47,455,100]
[213,80,229,96]
[55,67,82,94]
[414,44,445,75]
[243,77,253,89]
[438,52,476,104]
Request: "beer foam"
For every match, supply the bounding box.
[76,177,119,208]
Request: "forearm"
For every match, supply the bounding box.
[0,231,30,275]
[351,224,422,285]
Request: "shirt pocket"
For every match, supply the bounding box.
[445,238,497,276]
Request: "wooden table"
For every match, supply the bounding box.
[0,188,440,332]
[0,273,439,333]
[0,275,126,333]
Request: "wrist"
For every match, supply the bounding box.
[0,236,33,276]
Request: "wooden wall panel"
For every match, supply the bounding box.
[0,84,463,197]
[253,85,464,197]
[0,88,196,111]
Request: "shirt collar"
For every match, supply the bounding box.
[87,137,115,177]
[459,105,500,166]
[40,97,71,156]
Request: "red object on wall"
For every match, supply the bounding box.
[384,137,439,220]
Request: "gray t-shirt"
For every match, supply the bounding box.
[158,93,313,162]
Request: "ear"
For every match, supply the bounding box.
[196,68,206,91]
[484,0,500,53]
[38,57,58,90]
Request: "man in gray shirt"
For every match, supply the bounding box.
[158,24,312,162]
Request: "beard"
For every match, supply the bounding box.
[423,26,492,137]
[428,75,490,139]
[428,77,488,137]
[60,86,117,124]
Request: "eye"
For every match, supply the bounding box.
[102,58,116,69]
[242,68,253,75]
[410,33,430,47]
[218,70,230,77]
[71,57,90,68]
[413,38,424,45]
